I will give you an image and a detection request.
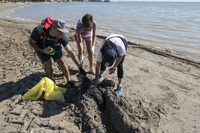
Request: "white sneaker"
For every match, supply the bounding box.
[89,68,95,74]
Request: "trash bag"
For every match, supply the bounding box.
[22,78,45,101]
[22,77,67,102]
[54,85,67,94]
[44,77,56,93]
[44,91,65,103]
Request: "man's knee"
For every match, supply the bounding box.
[43,60,52,69]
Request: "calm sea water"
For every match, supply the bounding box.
[6,2,200,61]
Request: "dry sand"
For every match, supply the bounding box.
[0,3,200,133]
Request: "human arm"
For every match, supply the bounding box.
[91,22,97,55]
[94,61,101,86]
[29,37,42,52]
[109,55,123,74]
[92,22,97,45]
[64,44,80,67]
[76,28,84,55]
[64,44,86,76]
[29,37,54,54]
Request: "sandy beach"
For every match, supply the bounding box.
[0,3,200,133]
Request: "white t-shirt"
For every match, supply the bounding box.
[97,34,126,62]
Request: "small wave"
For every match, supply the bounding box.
[99,27,108,30]
[9,16,37,23]
[127,35,154,42]
[4,9,15,18]
[156,27,177,31]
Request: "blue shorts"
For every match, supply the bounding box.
[36,46,63,64]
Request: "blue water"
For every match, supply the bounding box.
[6,2,200,61]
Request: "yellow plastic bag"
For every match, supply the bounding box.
[22,77,67,102]
[44,91,65,103]
[55,85,67,94]
[22,78,45,101]
[44,77,55,93]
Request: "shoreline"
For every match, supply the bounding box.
[0,2,30,18]
[3,2,200,63]
[1,2,198,71]
[0,3,200,133]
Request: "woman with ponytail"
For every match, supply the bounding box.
[75,14,97,74]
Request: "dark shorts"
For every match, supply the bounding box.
[36,46,63,64]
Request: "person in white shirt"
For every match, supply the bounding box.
[94,34,128,95]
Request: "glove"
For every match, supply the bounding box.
[91,45,95,55]
[80,54,84,65]
[66,80,75,88]
[79,67,86,77]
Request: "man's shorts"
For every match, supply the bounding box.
[74,31,92,41]
[36,46,63,64]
